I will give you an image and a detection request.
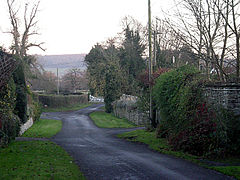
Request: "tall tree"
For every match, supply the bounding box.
[85,44,107,96]
[104,63,122,113]
[62,69,88,92]
[162,0,239,81]
[119,25,146,95]
[213,0,240,79]
[7,0,44,59]
[6,0,43,123]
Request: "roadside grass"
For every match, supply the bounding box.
[22,119,62,138]
[212,157,240,165]
[0,115,86,179]
[43,103,93,112]
[117,130,199,162]
[90,111,136,128]
[210,166,240,180]
[209,157,240,179]
[118,129,240,179]
[0,141,85,180]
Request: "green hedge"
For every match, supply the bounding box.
[153,65,240,157]
[153,66,202,136]
[38,94,88,108]
[27,92,42,122]
[13,64,28,124]
[0,79,20,147]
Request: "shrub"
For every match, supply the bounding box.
[168,103,219,156]
[0,113,20,147]
[216,108,240,156]
[32,99,42,122]
[153,66,203,136]
[104,65,122,113]
[0,79,20,147]
[38,94,88,108]
[138,68,169,127]
[13,64,28,124]
[153,65,240,157]
[28,92,42,122]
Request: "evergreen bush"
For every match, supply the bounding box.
[153,66,203,137]
[0,79,20,147]
[153,65,240,157]
[38,94,88,108]
[28,92,42,122]
[13,64,28,124]
[104,65,122,113]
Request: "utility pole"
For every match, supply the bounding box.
[57,68,59,95]
[153,18,157,71]
[148,0,153,125]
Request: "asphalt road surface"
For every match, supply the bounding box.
[41,104,234,180]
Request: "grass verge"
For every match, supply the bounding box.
[90,111,136,128]
[118,129,240,179]
[43,103,93,112]
[100,106,105,111]
[210,166,240,180]
[117,130,199,162]
[22,119,62,138]
[0,141,85,180]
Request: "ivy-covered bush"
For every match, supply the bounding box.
[153,66,203,136]
[0,113,20,147]
[137,68,169,127]
[0,79,20,147]
[27,91,42,122]
[216,108,240,156]
[38,94,88,108]
[153,65,239,157]
[13,64,28,124]
[104,65,122,113]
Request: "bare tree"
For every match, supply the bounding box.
[31,71,57,93]
[6,0,44,59]
[154,18,187,67]
[213,0,240,79]
[62,69,88,93]
[162,0,238,81]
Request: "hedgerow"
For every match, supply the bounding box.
[153,66,203,136]
[153,65,240,157]
[0,79,20,147]
[38,94,88,108]
[13,64,28,124]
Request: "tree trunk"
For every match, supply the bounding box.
[236,36,240,79]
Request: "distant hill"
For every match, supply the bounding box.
[36,54,87,76]
[37,54,87,69]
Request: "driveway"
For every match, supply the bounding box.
[41,104,234,180]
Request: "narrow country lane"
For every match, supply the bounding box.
[41,104,234,180]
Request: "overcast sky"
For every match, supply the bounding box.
[0,0,176,55]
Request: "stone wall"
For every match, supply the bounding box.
[113,84,240,126]
[112,94,149,125]
[205,83,240,116]
[19,117,33,135]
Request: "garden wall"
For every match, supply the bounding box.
[112,94,148,125]
[19,117,33,135]
[113,84,240,127]
[39,94,88,108]
[205,83,240,116]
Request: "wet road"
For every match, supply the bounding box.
[41,104,234,180]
